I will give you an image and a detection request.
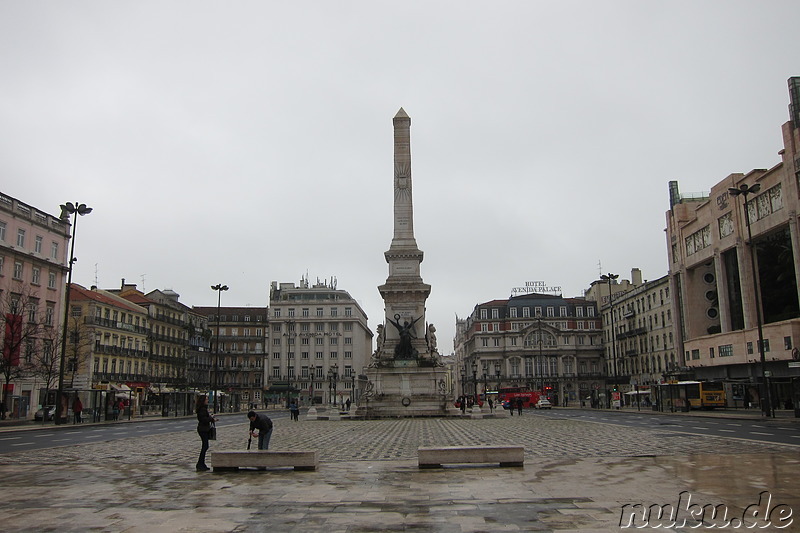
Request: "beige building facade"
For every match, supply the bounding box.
[268,277,372,407]
[665,77,800,410]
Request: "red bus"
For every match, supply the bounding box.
[497,387,541,408]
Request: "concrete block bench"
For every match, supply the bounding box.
[211,450,318,471]
[418,445,524,468]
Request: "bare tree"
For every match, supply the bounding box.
[0,285,44,409]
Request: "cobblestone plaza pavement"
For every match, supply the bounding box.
[1,413,798,532]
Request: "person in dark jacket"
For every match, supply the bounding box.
[196,395,216,471]
[247,410,273,450]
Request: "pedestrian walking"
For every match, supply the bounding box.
[517,398,523,415]
[289,400,300,421]
[72,396,83,424]
[345,398,351,411]
[247,410,273,450]
[0,400,7,420]
[487,398,494,412]
[195,395,217,471]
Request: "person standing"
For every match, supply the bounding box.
[487,398,494,413]
[289,401,300,421]
[72,396,83,424]
[345,398,351,412]
[516,398,523,415]
[247,410,273,450]
[196,395,216,471]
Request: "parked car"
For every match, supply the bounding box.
[534,399,552,410]
[34,405,57,421]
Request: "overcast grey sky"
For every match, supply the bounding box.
[2,1,798,354]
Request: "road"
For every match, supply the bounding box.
[534,408,800,447]
[0,412,290,454]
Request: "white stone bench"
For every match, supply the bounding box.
[211,450,318,471]
[418,445,524,468]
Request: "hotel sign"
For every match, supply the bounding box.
[511,280,562,295]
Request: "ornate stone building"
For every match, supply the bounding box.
[454,293,604,406]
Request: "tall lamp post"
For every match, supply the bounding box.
[601,273,619,408]
[495,362,501,391]
[471,361,478,399]
[55,202,92,425]
[328,364,338,406]
[460,367,466,398]
[211,284,228,413]
[728,184,773,418]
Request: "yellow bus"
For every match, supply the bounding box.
[657,381,726,410]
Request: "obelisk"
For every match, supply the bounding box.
[358,108,450,418]
[378,108,431,363]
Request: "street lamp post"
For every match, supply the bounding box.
[211,284,228,413]
[471,361,478,399]
[601,273,619,409]
[55,202,92,425]
[728,183,774,418]
[495,362,501,391]
[328,364,338,407]
[460,367,465,398]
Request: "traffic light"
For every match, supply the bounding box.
[612,385,618,392]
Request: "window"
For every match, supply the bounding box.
[480,309,487,319]
[481,338,488,347]
[510,307,517,318]
[576,307,584,317]
[785,336,793,350]
[13,261,23,279]
[315,338,323,346]
[273,352,281,359]
[344,351,352,359]
[16,228,25,248]
[288,308,295,317]
[491,308,499,319]
[0,221,5,241]
[32,267,40,285]
[302,308,309,317]
[330,351,337,358]
[331,308,338,317]
[315,323,324,332]
[587,307,595,317]
[535,307,542,317]
[273,309,281,318]
[344,337,352,345]
[560,306,567,317]
[493,338,500,347]
[345,308,352,317]
[547,307,554,317]
[301,352,309,359]
[315,351,323,359]
[34,235,43,254]
[272,367,281,378]
[523,307,530,318]
[45,305,54,326]
[709,347,715,358]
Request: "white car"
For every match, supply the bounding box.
[534,399,552,409]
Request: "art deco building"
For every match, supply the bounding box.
[0,192,70,418]
[268,277,372,406]
[454,293,604,406]
[665,77,800,409]
[191,305,267,411]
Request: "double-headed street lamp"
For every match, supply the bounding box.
[601,272,619,408]
[55,202,92,425]
[728,183,774,418]
[328,364,338,406]
[211,284,228,413]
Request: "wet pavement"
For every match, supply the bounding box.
[0,411,798,532]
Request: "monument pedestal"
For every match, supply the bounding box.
[356,365,450,418]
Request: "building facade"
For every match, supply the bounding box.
[454,293,604,406]
[0,192,70,418]
[586,270,675,401]
[268,277,372,406]
[665,77,800,410]
[192,305,267,411]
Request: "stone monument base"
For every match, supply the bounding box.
[356,365,451,418]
